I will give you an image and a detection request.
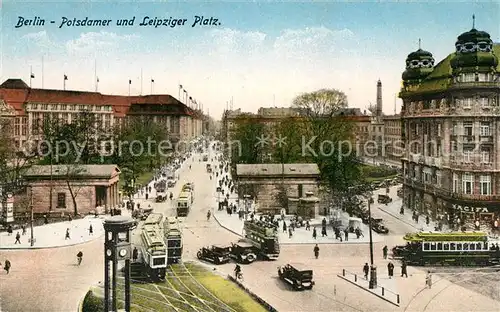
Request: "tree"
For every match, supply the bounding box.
[367,102,377,115]
[62,164,88,216]
[271,117,307,164]
[228,118,266,165]
[272,183,288,211]
[291,89,361,192]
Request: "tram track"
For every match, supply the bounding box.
[402,264,500,312]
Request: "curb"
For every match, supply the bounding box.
[212,214,243,237]
[337,274,400,307]
[0,233,105,250]
[227,275,278,312]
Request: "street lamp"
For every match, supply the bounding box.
[365,194,377,289]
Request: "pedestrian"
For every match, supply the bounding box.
[321,226,327,237]
[145,193,149,200]
[4,259,11,274]
[387,262,394,279]
[88,224,93,235]
[383,245,388,259]
[312,227,317,239]
[344,228,349,241]
[425,271,432,289]
[426,215,430,226]
[68,215,72,222]
[7,225,13,236]
[15,232,21,244]
[401,260,408,278]
[133,247,138,262]
[22,224,26,235]
[288,227,293,238]
[282,221,287,233]
[305,220,310,231]
[363,263,369,279]
[313,244,319,259]
[65,228,70,240]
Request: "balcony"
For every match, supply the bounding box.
[449,81,500,90]
[450,193,500,202]
[479,135,493,144]
[461,135,475,143]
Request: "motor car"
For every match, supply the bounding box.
[230,241,257,264]
[277,263,315,290]
[377,194,392,204]
[167,180,176,188]
[371,218,389,234]
[397,188,403,198]
[196,245,231,264]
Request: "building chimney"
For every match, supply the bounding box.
[376,79,382,117]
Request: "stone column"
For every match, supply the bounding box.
[114,183,119,206]
[106,185,111,213]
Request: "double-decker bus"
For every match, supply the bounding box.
[393,231,500,266]
[140,224,167,280]
[164,217,183,264]
[243,220,280,259]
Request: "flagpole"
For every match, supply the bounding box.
[63,75,66,91]
[150,78,153,94]
[128,80,131,96]
[42,56,44,89]
[94,59,97,92]
[30,66,32,88]
[178,84,181,100]
[140,68,143,95]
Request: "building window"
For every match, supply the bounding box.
[31,103,38,110]
[480,122,490,136]
[463,122,473,136]
[68,105,75,111]
[462,98,474,109]
[51,104,58,110]
[21,117,27,136]
[462,73,475,82]
[462,173,473,195]
[481,148,491,163]
[57,193,66,208]
[463,148,473,162]
[41,104,48,110]
[453,173,459,193]
[79,105,85,111]
[14,117,20,136]
[480,175,491,195]
[479,97,490,107]
[435,171,441,187]
[60,104,67,110]
[423,169,431,183]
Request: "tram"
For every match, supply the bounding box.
[164,217,183,264]
[140,224,167,280]
[393,231,500,266]
[176,191,192,217]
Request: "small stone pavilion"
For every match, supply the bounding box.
[235,163,320,214]
[22,164,121,216]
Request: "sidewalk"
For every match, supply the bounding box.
[371,186,449,232]
[0,216,104,249]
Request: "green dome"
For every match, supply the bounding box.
[452,28,496,70]
[402,48,435,81]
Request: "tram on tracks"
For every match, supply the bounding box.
[392,231,500,266]
[164,216,183,264]
[140,223,167,280]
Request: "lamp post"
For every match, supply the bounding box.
[366,196,377,289]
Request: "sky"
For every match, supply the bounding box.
[1,1,499,118]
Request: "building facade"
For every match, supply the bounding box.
[400,27,500,227]
[0,79,204,150]
[235,163,320,214]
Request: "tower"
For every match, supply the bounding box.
[376,79,383,117]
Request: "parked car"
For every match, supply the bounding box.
[377,194,392,204]
[197,245,231,264]
[371,218,389,234]
[277,263,315,290]
[229,241,258,264]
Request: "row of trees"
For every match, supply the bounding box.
[229,89,362,194]
[0,112,170,217]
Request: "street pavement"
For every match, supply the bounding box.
[1,150,499,311]
[0,216,104,250]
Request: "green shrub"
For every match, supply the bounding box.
[82,290,104,312]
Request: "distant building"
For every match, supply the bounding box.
[0,79,205,150]
[399,25,500,226]
[235,163,320,214]
[19,165,121,217]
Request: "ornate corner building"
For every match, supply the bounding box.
[400,26,500,226]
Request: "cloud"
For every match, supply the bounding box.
[22,31,55,49]
[205,28,267,55]
[273,27,356,57]
[65,31,139,55]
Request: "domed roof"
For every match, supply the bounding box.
[407,48,433,59]
[450,52,498,70]
[457,28,492,44]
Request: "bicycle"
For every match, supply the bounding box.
[235,272,244,281]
